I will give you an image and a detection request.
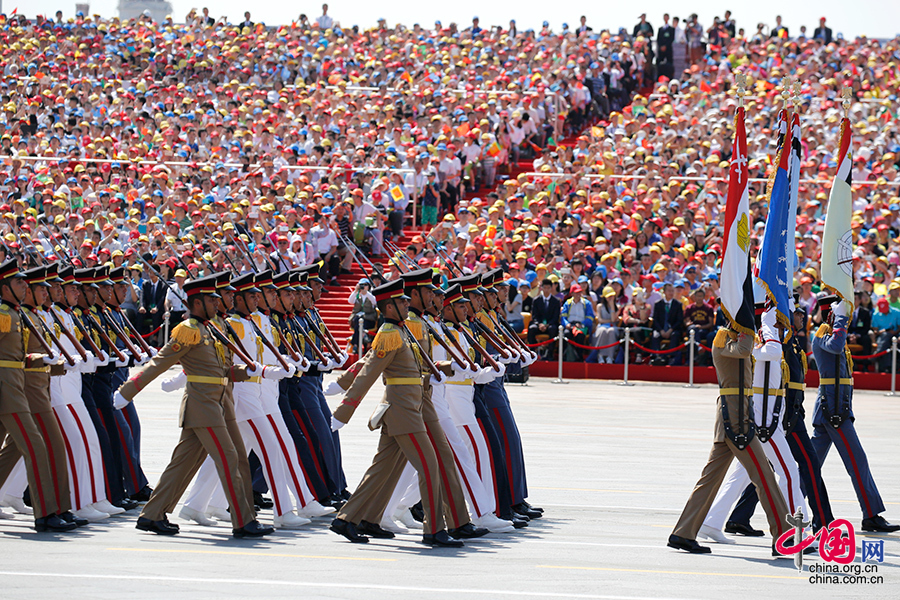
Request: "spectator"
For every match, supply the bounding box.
[562,284,595,361]
[684,288,716,365]
[871,297,900,373]
[528,278,561,358]
[650,283,685,365]
[587,286,620,364]
[347,278,377,354]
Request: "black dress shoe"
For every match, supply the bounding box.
[422,530,464,547]
[233,519,275,538]
[410,501,424,523]
[667,534,711,554]
[34,514,78,532]
[771,543,814,557]
[136,516,179,535]
[862,515,900,532]
[357,520,395,539]
[130,485,153,503]
[516,501,543,513]
[514,505,542,519]
[512,511,531,522]
[499,513,529,528]
[253,492,274,510]
[340,488,351,501]
[115,498,141,512]
[725,520,764,537]
[449,523,489,539]
[58,511,89,527]
[330,518,369,543]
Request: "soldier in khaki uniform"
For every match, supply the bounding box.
[669,324,789,555]
[0,260,77,532]
[115,273,273,538]
[330,278,464,547]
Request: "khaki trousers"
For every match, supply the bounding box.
[673,437,789,541]
[0,411,59,518]
[338,429,445,534]
[141,423,255,529]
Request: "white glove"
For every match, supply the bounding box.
[832,300,848,318]
[246,362,262,377]
[331,415,346,431]
[64,356,83,372]
[136,353,150,366]
[451,360,469,376]
[498,352,515,365]
[324,380,345,396]
[42,352,60,365]
[78,352,95,374]
[473,366,496,384]
[432,369,446,384]
[261,364,296,381]
[160,371,187,393]
[493,363,507,379]
[148,347,158,358]
[319,358,336,372]
[113,391,129,410]
[337,352,349,367]
[114,356,130,368]
[295,356,311,373]
[94,350,110,368]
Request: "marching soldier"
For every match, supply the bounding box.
[669,321,789,555]
[810,296,899,532]
[329,279,463,547]
[699,303,806,543]
[0,260,77,532]
[115,273,273,538]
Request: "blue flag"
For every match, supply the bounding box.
[756,118,793,327]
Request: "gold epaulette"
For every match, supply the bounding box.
[227,316,245,340]
[251,313,262,328]
[816,324,831,338]
[171,319,201,346]
[713,328,728,348]
[477,310,495,331]
[372,323,403,354]
[0,304,10,333]
[405,316,424,341]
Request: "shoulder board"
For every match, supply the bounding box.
[0,303,9,313]
[815,324,831,338]
[477,311,495,331]
[171,320,202,346]
[73,308,83,316]
[372,323,403,355]
[251,313,262,328]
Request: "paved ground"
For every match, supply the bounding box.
[1,373,899,599]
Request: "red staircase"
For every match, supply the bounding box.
[317,227,426,349]
[320,145,574,355]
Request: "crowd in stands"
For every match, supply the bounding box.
[1,8,899,370]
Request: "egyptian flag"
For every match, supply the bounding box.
[757,109,793,327]
[820,117,855,307]
[719,105,755,334]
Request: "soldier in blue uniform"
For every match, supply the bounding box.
[811,295,899,533]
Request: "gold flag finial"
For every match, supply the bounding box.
[735,72,747,107]
[780,76,793,109]
[792,80,803,115]
[841,87,852,117]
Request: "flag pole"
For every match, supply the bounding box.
[842,86,852,118]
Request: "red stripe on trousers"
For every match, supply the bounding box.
[448,433,482,516]
[792,431,827,525]
[206,427,244,527]
[463,425,481,473]
[746,444,783,536]
[477,420,501,516]
[95,409,115,500]
[425,424,461,526]
[836,427,874,517]
[52,407,81,509]
[267,414,308,506]
[492,407,516,507]
[68,405,99,504]
[408,433,438,535]
[114,416,140,493]
[247,419,283,515]
[292,409,327,485]
[768,440,795,511]
[12,413,47,517]
[34,413,61,512]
